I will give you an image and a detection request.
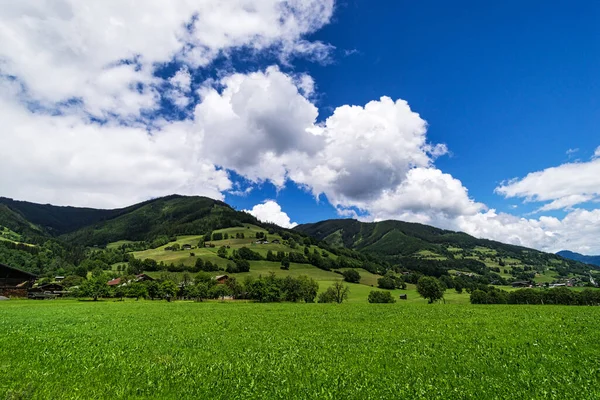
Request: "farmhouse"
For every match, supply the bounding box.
[182,244,192,250]
[511,281,533,288]
[0,263,37,297]
[272,239,280,244]
[107,274,155,286]
[215,275,229,284]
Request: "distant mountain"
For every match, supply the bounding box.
[295,219,535,259]
[556,250,600,267]
[294,219,589,278]
[0,196,182,236]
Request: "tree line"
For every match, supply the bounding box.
[470,286,600,305]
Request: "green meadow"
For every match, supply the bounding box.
[1,301,599,399]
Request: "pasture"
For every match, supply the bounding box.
[1,301,599,399]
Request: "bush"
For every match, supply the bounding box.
[368,290,396,303]
[342,269,361,283]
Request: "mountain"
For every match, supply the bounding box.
[557,251,600,267]
[0,195,262,246]
[0,195,593,283]
[294,219,590,279]
[59,195,258,246]
[295,219,534,259]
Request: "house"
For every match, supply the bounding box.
[55,276,65,282]
[215,275,229,284]
[511,281,533,288]
[107,274,155,286]
[271,239,280,244]
[0,263,37,297]
[182,244,192,250]
[28,283,66,299]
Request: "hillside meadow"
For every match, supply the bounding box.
[1,300,599,399]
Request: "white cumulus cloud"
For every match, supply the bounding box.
[244,201,298,228]
[496,156,600,211]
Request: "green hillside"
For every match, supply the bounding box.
[295,219,593,284]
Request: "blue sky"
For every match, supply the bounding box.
[224,0,600,222]
[1,0,600,253]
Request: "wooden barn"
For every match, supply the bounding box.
[0,263,37,298]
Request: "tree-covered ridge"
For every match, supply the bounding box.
[294,218,593,282]
[58,196,250,246]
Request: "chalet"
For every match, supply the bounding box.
[0,263,37,297]
[182,244,192,250]
[271,239,280,244]
[107,274,155,287]
[215,275,229,284]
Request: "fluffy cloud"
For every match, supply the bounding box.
[455,208,600,254]
[0,0,334,118]
[496,156,600,211]
[194,66,322,185]
[244,201,298,228]
[362,168,485,222]
[289,97,446,206]
[0,79,231,208]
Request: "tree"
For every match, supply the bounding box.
[298,275,319,303]
[280,257,290,270]
[161,280,178,301]
[318,281,349,303]
[417,276,446,304]
[114,285,126,301]
[237,247,263,260]
[226,277,244,299]
[368,290,396,303]
[80,275,111,301]
[147,281,162,300]
[127,282,148,300]
[342,269,361,283]
[210,284,232,300]
[217,246,228,258]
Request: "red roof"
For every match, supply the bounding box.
[107,277,122,286]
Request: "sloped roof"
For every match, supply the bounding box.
[0,263,37,279]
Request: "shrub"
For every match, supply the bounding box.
[342,269,361,283]
[368,290,396,303]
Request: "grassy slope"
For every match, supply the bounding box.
[127,223,405,303]
[1,301,599,399]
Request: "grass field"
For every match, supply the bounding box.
[1,301,599,399]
